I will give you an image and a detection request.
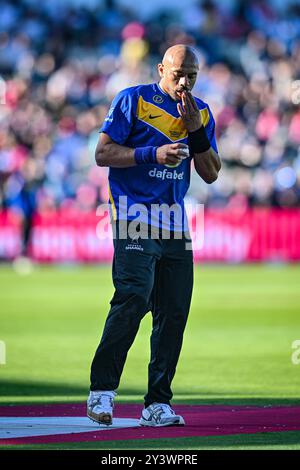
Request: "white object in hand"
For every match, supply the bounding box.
[181,147,190,159]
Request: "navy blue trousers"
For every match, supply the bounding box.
[90,223,193,407]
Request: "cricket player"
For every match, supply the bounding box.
[88,44,221,427]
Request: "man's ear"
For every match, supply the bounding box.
[157,63,164,78]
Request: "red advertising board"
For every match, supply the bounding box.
[0,208,299,263]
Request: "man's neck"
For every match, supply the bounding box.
[158,80,169,96]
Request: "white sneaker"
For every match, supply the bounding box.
[140,403,185,427]
[87,391,116,425]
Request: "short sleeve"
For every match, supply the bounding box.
[100,89,136,145]
[205,106,218,154]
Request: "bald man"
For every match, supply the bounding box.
[88,45,221,427]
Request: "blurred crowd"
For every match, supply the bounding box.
[0,0,300,231]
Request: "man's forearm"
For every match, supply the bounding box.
[193,148,221,184]
[95,136,221,181]
[95,142,136,168]
[187,126,221,183]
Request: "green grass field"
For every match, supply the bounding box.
[0,264,300,450]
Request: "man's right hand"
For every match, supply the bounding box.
[156,143,189,166]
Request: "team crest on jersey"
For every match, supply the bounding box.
[153,95,163,104]
[165,161,182,168]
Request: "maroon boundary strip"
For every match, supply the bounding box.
[1,404,300,445]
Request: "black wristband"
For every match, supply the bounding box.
[188,127,211,154]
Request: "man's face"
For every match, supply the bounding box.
[158,61,198,101]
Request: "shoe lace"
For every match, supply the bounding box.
[151,403,175,418]
[160,404,175,416]
[90,393,114,410]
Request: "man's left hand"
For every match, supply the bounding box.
[177,91,202,132]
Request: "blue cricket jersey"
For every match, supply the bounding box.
[100,82,218,231]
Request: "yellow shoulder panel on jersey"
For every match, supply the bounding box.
[136,96,210,142]
[200,107,210,127]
